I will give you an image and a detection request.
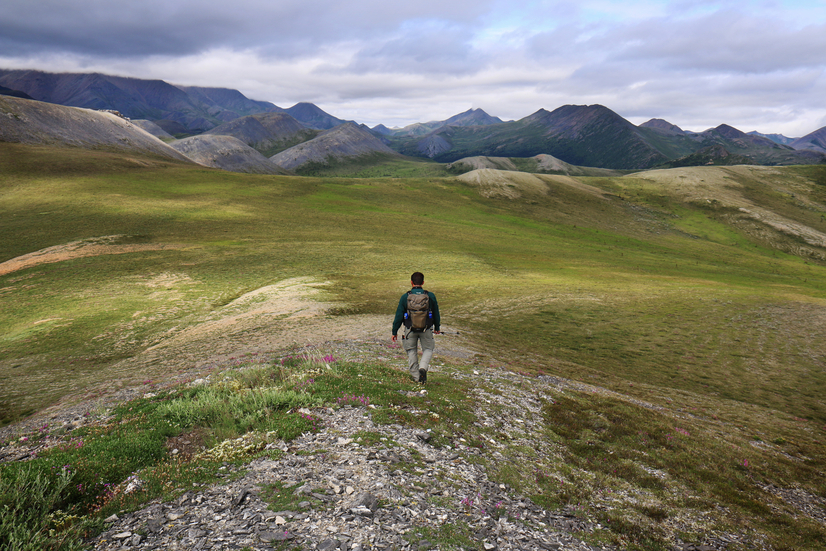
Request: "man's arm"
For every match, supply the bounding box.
[391,293,407,341]
[429,292,441,332]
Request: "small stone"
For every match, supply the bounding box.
[275,516,287,525]
[112,531,132,540]
[260,531,294,543]
[345,492,379,512]
[318,538,338,551]
[232,488,249,507]
[104,514,119,523]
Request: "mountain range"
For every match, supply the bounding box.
[0,69,350,136]
[1,68,825,173]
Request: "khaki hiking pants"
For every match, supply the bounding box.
[402,329,435,381]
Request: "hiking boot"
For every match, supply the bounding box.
[418,369,427,384]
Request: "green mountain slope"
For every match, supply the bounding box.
[0,69,281,133]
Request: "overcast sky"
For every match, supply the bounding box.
[1,0,825,136]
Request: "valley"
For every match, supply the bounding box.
[1,82,826,550]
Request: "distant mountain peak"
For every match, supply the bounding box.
[284,102,348,130]
[640,119,684,133]
[713,124,747,139]
[442,108,502,128]
[791,126,826,154]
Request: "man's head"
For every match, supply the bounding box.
[411,271,424,286]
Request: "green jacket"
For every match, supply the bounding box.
[392,287,440,335]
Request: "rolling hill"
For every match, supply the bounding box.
[131,119,174,140]
[203,112,319,157]
[270,122,401,172]
[446,154,624,177]
[169,135,291,174]
[0,95,191,162]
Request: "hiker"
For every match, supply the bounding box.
[392,272,441,383]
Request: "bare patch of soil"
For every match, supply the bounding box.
[165,428,209,460]
[0,235,183,276]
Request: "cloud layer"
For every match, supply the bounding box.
[1,0,825,136]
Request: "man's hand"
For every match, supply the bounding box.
[391,334,398,343]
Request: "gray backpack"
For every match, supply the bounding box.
[405,291,432,332]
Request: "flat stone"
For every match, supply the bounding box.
[259,531,294,542]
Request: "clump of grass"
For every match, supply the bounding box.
[157,386,319,432]
[0,465,84,551]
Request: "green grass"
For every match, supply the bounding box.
[2,145,825,422]
[2,144,826,549]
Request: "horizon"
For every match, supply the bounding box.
[2,1,825,136]
[2,66,817,139]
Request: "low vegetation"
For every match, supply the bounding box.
[1,143,825,549]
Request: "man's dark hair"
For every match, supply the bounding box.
[411,272,424,286]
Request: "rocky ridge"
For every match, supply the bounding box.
[3,339,823,551]
[88,405,600,551]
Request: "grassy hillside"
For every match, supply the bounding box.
[2,143,825,549]
[2,143,825,420]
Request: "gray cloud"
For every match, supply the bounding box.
[0,0,493,57]
[346,22,486,76]
[1,0,824,136]
[607,12,826,74]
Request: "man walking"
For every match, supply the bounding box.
[392,272,441,383]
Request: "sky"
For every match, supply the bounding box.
[1,0,825,136]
